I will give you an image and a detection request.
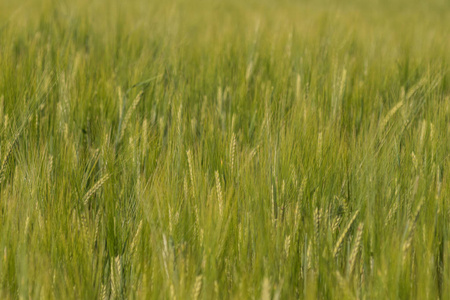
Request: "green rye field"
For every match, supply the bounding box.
[0,0,450,298]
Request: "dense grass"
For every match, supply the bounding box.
[1,0,450,298]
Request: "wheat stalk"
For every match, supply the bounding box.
[110,261,117,299]
[0,129,21,185]
[261,277,271,300]
[338,68,347,101]
[402,198,424,262]
[298,177,307,204]
[295,74,301,100]
[316,132,323,160]
[306,242,312,270]
[271,184,277,227]
[94,210,101,244]
[360,244,365,287]
[230,132,236,172]
[177,104,183,136]
[110,256,122,298]
[101,283,107,300]
[130,220,143,256]
[379,100,403,133]
[215,171,223,217]
[348,222,364,275]
[83,173,110,206]
[314,208,322,258]
[0,95,3,122]
[142,118,148,151]
[183,174,189,201]
[333,210,359,258]
[192,275,203,300]
[187,150,195,196]
[168,204,174,234]
[285,235,291,258]
[119,91,143,140]
[385,200,399,227]
[48,154,53,175]
[194,204,200,243]
[332,216,342,234]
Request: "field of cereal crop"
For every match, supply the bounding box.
[0,0,449,298]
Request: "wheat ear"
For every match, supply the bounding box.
[119,91,143,140]
[0,130,21,185]
[83,173,110,206]
[333,210,359,258]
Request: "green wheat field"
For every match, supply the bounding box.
[0,0,449,299]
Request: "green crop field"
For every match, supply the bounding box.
[0,0,449,298]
